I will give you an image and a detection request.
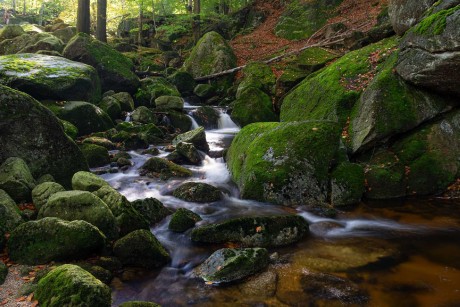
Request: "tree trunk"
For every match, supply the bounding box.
[77,0,91,34]
[96,0,107,42]
[22,0,26,15]
[192,0,200,43]
[12,0,16,12]
[38,2,44,26]
[187,0,192,14]
[138,0,144,46]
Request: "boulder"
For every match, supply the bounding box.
[140,157,192,180]
[0,86,88,187]
[131,197,172,225]
[72,171,109,192]
[31,182,66,211]
[131,106,156,124]
[155,95,184,110]
[194,84,216,99]
[0,54,101,102]
[190,106,220,129]
[195,248,269,283]
[167,110,193,132]
[111,92,135,112]
[0,189,23,239]
[35,264,111,307]
[17,32,64,54]
[395,6,460,97]
[172,127,209,152]
[227,122,340,207]
[82,137,115,150]
[53,26,77,43]
[330,162,365,207]
[134,77,180,107]
[63,33,140,94]
[167,71,196,95]
[175,142,202,165]
[172,182,222,203]
[99,95,122,121]
[61,120,78,140]
[0,25,25,40]
[113,229,170,269]
[191,215,309,247]
[231,87,278,127]
[388,0,437,35]
[48,101,114,136]
[8,217,106,264]
[168,208,202,232]
[237,62,276,96]
[80,143,110,168]
[39,190,118,239]
[0,157,36,202]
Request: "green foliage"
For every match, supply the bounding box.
[413,5,460,35]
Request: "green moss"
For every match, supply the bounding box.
[331,162,365,206]
[238,62,276,95]
[168,208,202,232]
[60,120,78,140]
[231,87,278,127]
[413,5,460,35]
[296,47,338,68]
[71,171,109,192]
[172,182,222,203]
[140,157,192,180]
[134,77,180,106]
[80,143,110,168]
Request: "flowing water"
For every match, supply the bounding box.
[103,107,460,306]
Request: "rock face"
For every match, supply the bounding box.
[63,33,139,94]
[388,0,437,35]
[0,157,36,202]
[8,217,106,264]
[195,248,269,283]
[0,86,88,187]
[172,182,223,203]
[35,264,111,307]
[191,215,309,247]
[395,5,460,97]
[0,54,101,102]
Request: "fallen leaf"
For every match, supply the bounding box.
[31,301,39,307]
[16,296,26,302]
[26,293,34,302]
[256,226,262,233]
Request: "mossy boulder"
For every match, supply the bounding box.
[111,92,135,112]
[80,143,110,168]
[71,171,109,192]
[168,208,202,232]
[195,248,269,283]
[280,37,398,125]
[0,25,25,40]
[172,126,209,152]
[231,87,278,127]
[0,86,88,187]
[173,182,222,203]
[167,110,193,132]
[31,182,66,211]
[131,197,172,225]
[194,84,216,99]
[191,215,309,247]
[39,190,118,239]
[330,162,365,207]
[8,217,106,264]
[237,62,276,96]
[134,77,180,107]
[388,0,437,35]
[99,95,122,121]
[63,33,140,94]
[0,157,36,202]
[174,142,202,165]
[0,54,101,102]
[82,137,115,150]
[53,26,77,43]
[167,71,196,95]
[190,106,220,129]
[275,0,342,40]
[227,121,340,207]
[155,95,184,110]
[60,120,78,140]
[140,157,192,180]
[131,106,156,124]
[113,229,170,269]
[35,264,111,307]
[17,32,64,54]
[0,189,23,238]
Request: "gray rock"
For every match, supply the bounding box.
[172,127,209,152]
[0,157,36,202]
[172,182,222,203]
[389,0,437,35]
[71,171,109,192]
[131,197,172,225]
[168,208,202,232]
[154,95,184,110]
[0,189,23,238]
[31,182,65,211]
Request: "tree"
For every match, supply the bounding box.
[96,0,107,42]
[77,0,90,34]
[192,0,200,43]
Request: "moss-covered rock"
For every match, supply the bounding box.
[195,248,269,283]
[173,182,222,203]
[227,121,340,207]
[155,95,184,110]
[231,87,278,127]
[63,33,140,94]
[111,92,135,112]
[140,157,192,180]
[8,217,106,264]
[237,62,276,96]
[82,137,115,150]
[131,106,156,124]
[174,142,202,165]
[168,208,202,232]
[172,126,209,152]
[31,182,66,211]
[167,71,196,96]
[35,264,111,307]
[113,229,170,269]
[0,54,101,103]
[190,106,220,129]
[71,171,109,192]
[191,215,309,247]
[388,0,437,35]
[0,25,25,40]
[134,77,180,107]
[131,197,172,225]
[194,83,216,99]
[0,189,23,238]
[39,190,118,239]
[60,120,78,140]
[167,110,193,132]
[80,143,110,168]
[0,157,36,202]
[17,32,64,54]
[0,86,88,187]
[330,162,364,206]
[53,26,77,44]
[99,95,122,121]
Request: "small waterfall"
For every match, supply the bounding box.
[217,110,239,130]
[187,115,200,129]
[124,112,132,122]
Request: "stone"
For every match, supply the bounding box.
[112,92,135,112]
[134,77,180,107]
[140,157,192,180]
[191,215,309,247]
[231,87,278,127]
[8,217,106,264]
[31,182,66,211]
[154,95,184,110]
[172,126,209,152]
[61,120,78,140]
[82,137,115,150]
[168,208,202,232]
[167,71,196,96]
[0,157,36,202]
[238,270,278,298]
[175,142,202,165]
[193,84,216,99]
[0,54,101,102]
[80,143,110,168]
[0,189,23,239]
[35,264,111,307]
[195,248,269,283]
[16,32,64,54]
[0,86,88,187]
[39,190,118,240]
[131,106,156,124]
[131,197,172,225]
[0,25,25,40]
[53,26,77,43]
[99,95,122,121]
[388,0,437,35]
[172,182,222,203]
[237,62,276,96]
[71,171,109,192]
[330,162,365,207]
[113,229,170,269]
[190,106,220,129]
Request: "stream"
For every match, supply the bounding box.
[100,107,460,306]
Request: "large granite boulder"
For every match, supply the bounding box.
[0,32,64,55]
[231,87,278,127]
[8,217,106,264]
[63,33,139,94]
[0,54,101,102]
[395,5,460,97]
[0,86,88,187]
[0,157,36,202]
[388,0,437,35]
[71,171,109,192]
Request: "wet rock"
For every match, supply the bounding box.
[174,142,203,165]
[8,218,106,264]
[167,71,196,96]
[191,215,309,247]
[330,162,365,207]
[131,106,156,124]
[39,190,118,240]
[35,264,111,307]
[82,137,116,150]
[155,95,184,111]
[131,197,172,225]
[99,95,122,121]
[0,157,36,202]
[172,126,209,152]
[31,182,66,211]
[238,270,278,298]
[173,182,222,203]
[167,110,193,133]
[111,92,135,112]
[193,84,216,99]
[389,0,437,35]
[195,248,269,283]
[0,189,23,243]
[134,77,180,107]
[191,106,220,129]
[113,229,170,269]
[168,208,202,232]
[72,171,109,192]
[80,143,110,168]
[117,158,132,168]
[140,157,192,180]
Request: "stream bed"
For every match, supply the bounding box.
[100,108,460,306]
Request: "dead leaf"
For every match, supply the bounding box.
[256,226,262,233]
[26,293,34,302]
